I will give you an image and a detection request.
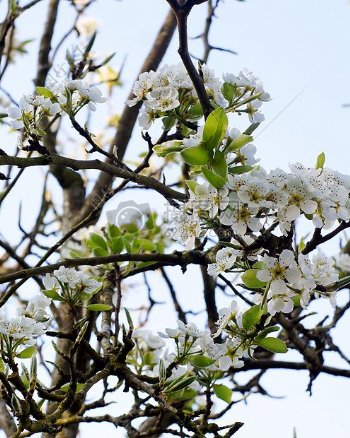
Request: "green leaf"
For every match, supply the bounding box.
[202,167,225,189]
[85,31,97,54]
[86,304,113,312]
[36,86,55,99]
[227,134,253,151]
[124,308,134,331]
[143,351,155,366]
[106,224,121,239]
[187,103,203,120]
[242,305,263,331]
[252,261,266,270]
[162,116,176,131]
[292,294,301,307]
[188,355,216,368]
[315,152,325,170]
[110,237,124,254]
[257,337,288,353]
[221,82,235,102]
[100,52,116,67]
[164,375,196,393]
[202,107,228,150]
[89,233,108,251]
[181,145,210,165]
[185,180,199,193]
[43,289,63,301]
[229,165,254,175]
[213,384,232,403]
[254,326,280,342]
[136,238,156,252]
[243,123,260,135]
[93,247,109,257]
[153,141,184,157]
[212,151,228,179]
[17,346,36,359]
[167,387,197,402]
[241,269,266,289]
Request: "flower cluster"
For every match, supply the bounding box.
[127,301,253,390]
[43,266,102,304]
[207,247,239,277]
[55,79,107,112]
[219,164,350,236]
[8,94,61,130]
[0,295,51,348]
[171,160,350,255]
[127,64,269,129]
[7,80,107,142]
[255,250,338,315]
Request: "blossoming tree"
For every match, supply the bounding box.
[0,0,350,437]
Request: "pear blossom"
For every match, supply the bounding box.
[44,267,102,300]
[267,291,295,316]
[147,86,180,112]
[53,266,81,288]
[25,295,51,322]
[257,250,302,290]
[218,338,245,370]
[0,316,46,343]
[207,247,239,277]
[220,201,261,236]
[214,300,240,337]
[310,252,338,287]
[172,211,202,249]
[127,71,157,107]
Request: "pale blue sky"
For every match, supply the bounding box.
[1,0,350,437]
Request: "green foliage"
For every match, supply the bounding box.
[163,374,196,393]
[202,166,226,189]
[229,165,254,175]
[227,134,253,151]
[254,326,280,342]
[315,152,325,170]
[153,141,184,157]
[242,305,263,330]
[256,337,288,353]
[188,355,216,368]
[202,107,228,150]
[213,384,232,403]
[181,145,211,165]
[212,150,228,180]
[36,86,55,99]
[221,82,235,103]
[241,269,267,289]
[16,346,36,359]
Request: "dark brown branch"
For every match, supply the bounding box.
[160,267,187,323]
[0,249,209,287]
[302,221,350,254]
[166,0,212,117]
[0,154,186,202]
